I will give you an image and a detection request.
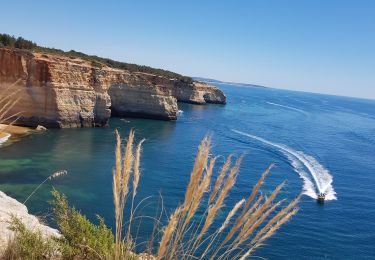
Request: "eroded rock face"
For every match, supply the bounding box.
[0,191,60,252]
[0,48,111,128]
[109,84,178,120]
[0,48,226,128]
[173,81,227,104]
[107,70,178,120]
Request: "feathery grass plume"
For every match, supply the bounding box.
[0,80,23,132]
[157,206,183,259]
[251,194,301,244]
[113,129,135,259]
[121,129,134,203]
[126,138,145,255]
[199,198,246,259]
[216,183,286,259]
[208,154,233,204]
[221,164,273,244]
[133,139,145,198]
[221,195,264,245]
[113,129,147,259]
[240,208,299,260]
[197,156,243,241]
[186,156,217,222]
[236,199,284,247]
[225,192,299,260]
[243,164,274,214]
[233,182,285,245]
[49,170,68,179]
[156,133,299,260]
[241,182,284,229]
[166,137,212,258]
[182,136,211,213]
[219,198,245,233]
[23,170,68,205]
[113,129,123,259]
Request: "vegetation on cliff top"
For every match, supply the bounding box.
[0,33,193,83]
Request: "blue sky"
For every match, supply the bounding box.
[1,0,374,99]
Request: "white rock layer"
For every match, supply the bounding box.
[0,191,60,252]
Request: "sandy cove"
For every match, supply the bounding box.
[0,124,34,145]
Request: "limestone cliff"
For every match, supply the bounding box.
[0,48,226,127]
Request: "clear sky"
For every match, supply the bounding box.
[1,0,374,99]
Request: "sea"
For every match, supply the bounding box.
[1,84,374,259]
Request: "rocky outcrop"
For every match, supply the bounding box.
[107,71,178,120]
[0,191,60,252]
[173,81,226,104]
[0,48,226,128]
[109,84,178,120]
[135,73,227,105]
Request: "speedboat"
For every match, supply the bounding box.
[317,193,325,203]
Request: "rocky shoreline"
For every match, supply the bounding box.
[0,48,226,128]
[0,191,60,253]
[0,191,156,259]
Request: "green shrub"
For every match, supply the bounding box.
[51,190,115,259]
[4,216,60,260]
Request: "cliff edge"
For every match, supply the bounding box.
[0,48,226,128]
[0,191,60,252]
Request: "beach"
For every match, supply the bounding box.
[0,124,33,145]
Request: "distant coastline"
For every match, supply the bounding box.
[193,77,267,88]
[195,77,375,102]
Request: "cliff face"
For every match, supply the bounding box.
[0,48,226,128]
[174,81,227,104]
[0,48,111,127]
[107,71,178,120]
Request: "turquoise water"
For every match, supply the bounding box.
[1,84,375,259]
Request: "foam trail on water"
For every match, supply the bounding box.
[232,129,337,200]
[267,102,307,115]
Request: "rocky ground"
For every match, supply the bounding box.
[0,191,61,254]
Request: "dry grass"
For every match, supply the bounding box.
[0,80,25,146]
[23,170,68,205]
[113,129,145,260]
[113,131,300,259]
[1,115,300,259]
[0,80,22,126]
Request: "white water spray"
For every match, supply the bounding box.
[266,102,307,116]
[232,129,337,200]
[177,110,184,116]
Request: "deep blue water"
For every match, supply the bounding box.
[1,84,375,259]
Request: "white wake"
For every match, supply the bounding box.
[232,129,337,200]
[266,102,307,115]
